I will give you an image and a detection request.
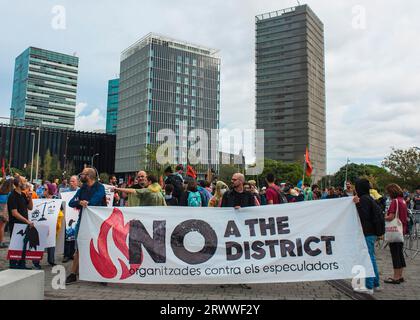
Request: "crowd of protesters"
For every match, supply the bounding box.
[0,164,419,294]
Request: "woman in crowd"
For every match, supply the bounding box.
[384,183,408,285]
[0,179,14,248]
[208,181,229,208]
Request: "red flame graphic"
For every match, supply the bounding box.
[90,208,142,280]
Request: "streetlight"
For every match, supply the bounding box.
[35,125,41,182]
[30,133,35,182]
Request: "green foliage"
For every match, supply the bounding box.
[99,173,110,183]
[218,164,239,183]
[250,159,305,186]
[382,147,420,190]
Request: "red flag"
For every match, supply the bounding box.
[127,175,133,186]
[187,165,197,180]
[305,147,313,177]
[1,158,5,177]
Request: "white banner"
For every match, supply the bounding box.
[29,199,63,249]
[104,185,115,208]
[7,224,49,261]
[60,191,79,241]
[78,198,375,284]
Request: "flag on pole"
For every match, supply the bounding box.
[187,165,197,180]
[305,147,313,177]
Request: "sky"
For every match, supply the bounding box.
[0,0,419,174]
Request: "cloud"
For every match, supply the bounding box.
[75,103,105,132]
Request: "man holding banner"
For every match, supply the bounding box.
[7,176,35,269]
[66,168,106,285]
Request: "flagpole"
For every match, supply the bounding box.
[302,153,306,186]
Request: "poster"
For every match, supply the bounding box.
[60,191,79,241]
[7,224,49,261]
[78,198,375,284]
[28,199,63,249]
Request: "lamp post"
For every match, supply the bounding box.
[35,125,41,182]
[30,133,35,182]
[344,158,350,189]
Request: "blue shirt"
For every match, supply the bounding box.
[69,182,106,210]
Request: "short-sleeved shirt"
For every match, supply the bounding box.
[7,190,30,230]
[388,197,408,235]
[266,185,281,204]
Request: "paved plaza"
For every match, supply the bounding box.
[1,240,419,300]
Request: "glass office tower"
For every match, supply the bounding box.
[10,47,79,130]
[115,33,220,175]
[256,5,327,181]
[106,78,119,134]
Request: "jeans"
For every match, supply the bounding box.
[64,240,76,258]
[365,235,380,289]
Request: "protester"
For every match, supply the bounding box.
[175,164,185,183]
[259,187,267,206]
[335,187,345,198]
[312,185,321,200]
[208,181,229,208]
[244,182,260,206]
[66,168,107,284]
[0,179,13,248]
[326,187,337,199]
[62,175,80,263]
[248,180,261,204]
[344,181,355,197]
[180,180,203,207]
[164,184,179,206]
[164,166,185,203]
[108,175,120,206]
[127,171,148,206]
[413,187,420,211]
[58,179,69,194]
[42,183,64,266]
[198,180,212,207]
[384,184,408,285]
[353,179,382,294]
[7,176,36,270]
[116,175,166,207]
[265,173,283,205]
[303,184,314,201]
[221,173,255,209]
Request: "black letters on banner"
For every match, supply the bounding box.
[129,220,166,264]
[171,220,218,265]
[224,220,241,238]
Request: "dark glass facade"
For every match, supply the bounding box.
[0,125,116,176]
[256,5,327,181]
[106,78,119,134]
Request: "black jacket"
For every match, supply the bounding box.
[355,179,380,236]
[221,189,255,208]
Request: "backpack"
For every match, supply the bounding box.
[368,196,385,237]
[188,191,202,207]
[197,186,211,206]
[268,186,288,204]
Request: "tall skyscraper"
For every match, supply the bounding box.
[115,33,220,174]
[106,78,119,134]
[255,5,326,181]
[10,47,79,130]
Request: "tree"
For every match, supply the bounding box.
[218,164,238,183]
[382,147,420,190]
[99,173,110,183]
[255,159,305,187]
[42,150,53,181]
[333,163,388,189]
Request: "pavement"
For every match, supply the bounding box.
[0,239,419,300]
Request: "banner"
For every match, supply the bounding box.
[104,185,115,208]
[60,191,79,241]
[7,224,49,261]
[78,198,375,284]
[28,199,63,248]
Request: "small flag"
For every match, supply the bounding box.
[187,165,197,180]
[305,147,313,177]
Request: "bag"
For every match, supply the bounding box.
[268,187,288,204]
[385,199,404,243]
[188,191,202,207]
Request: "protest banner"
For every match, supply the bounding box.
[7,223,49,261]
[28,199,63,249]
[104,185,115,208]
[78,198,375,284]
[60,191,79,241]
